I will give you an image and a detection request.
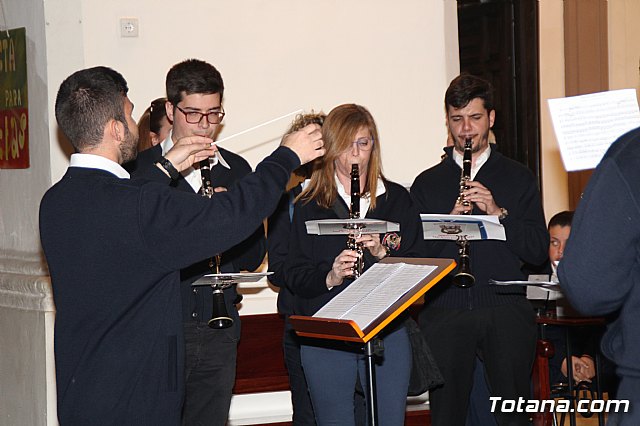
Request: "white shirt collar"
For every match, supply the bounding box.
[69,153,130,179]
[335,173,386,218]
[452,144,491,180]
[160,130,231,192]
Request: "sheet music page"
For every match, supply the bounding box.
[488,279,559,288]
[314,263,437,329]
[526,274,564,301]
[420,214,506,241]
[305,219,400,236]
[548,89,640,171]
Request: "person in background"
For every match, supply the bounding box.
[267,111,325,426]
[39,65,324,425]
[285,103,422,425]
[136,97,172,152]
[410,73,548,426]
[544,211,596,384]
[558,127,640,425]
[128,59,268,426]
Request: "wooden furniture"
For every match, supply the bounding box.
[233,311,432,425]
[532,315,607,426]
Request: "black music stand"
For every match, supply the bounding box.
[192,272,272,327]
[192,271,273,287]
[290,257,455,425]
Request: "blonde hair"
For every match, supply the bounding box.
[299,104,385,210]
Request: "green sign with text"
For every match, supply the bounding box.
[0,27,29,169]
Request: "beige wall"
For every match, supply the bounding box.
[0,0,635,259]
[49,0,461,187]
[608,0,640,93]
[538,0,640,222]
[539,0,569,221]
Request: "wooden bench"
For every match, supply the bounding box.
[233,313,431,425]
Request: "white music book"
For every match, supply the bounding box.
[305,218,399,236]
[548,88,640,171]
[191,272,273,286]
[420,214,506,241]
[314,262,437,330]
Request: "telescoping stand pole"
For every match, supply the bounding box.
[364,337,384,426]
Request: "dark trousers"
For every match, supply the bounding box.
[283,317,317,426]
[466,357,498,426]
[181,321,238,426]
[420,301,536,426]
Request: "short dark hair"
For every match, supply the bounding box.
[149,97,168,134]
[548,210,574,229]
[55,66,129,152]
[165,59,224,106]
[445,73,494,112]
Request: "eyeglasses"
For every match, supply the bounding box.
[352,137,374,151]
[175,105,225,124]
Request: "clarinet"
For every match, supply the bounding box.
[452,138,475,288]
[200,158,234,328]
[346,164,364,278]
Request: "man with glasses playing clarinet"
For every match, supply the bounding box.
[129,59,266,426]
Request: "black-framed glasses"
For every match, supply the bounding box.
[175,105,225,124]
[352,137,374,151]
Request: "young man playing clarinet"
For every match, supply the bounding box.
[410,73,549,426]
[128,59,265,426]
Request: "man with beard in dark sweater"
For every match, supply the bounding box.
[40,66,324,425]
[410,74,548,426]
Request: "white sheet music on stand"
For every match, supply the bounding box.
[314,262,437,330]
[524,274,564,301]
[192,272,273,286]
[548,88,640,171]
[305,218,399,236]
[489,278,559,289]
[420,214,506,241]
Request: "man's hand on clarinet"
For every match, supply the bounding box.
[460,180,501,215]
[281,123,325,165]
[164,136,218,172]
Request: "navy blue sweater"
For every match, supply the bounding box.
[410,147,548,309]
[39,147,297,425]
[131,145,266,332]
[559,126,640,414]
[285,180,423,316]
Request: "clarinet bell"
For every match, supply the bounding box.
[452,239,475,288]
[208,287,233,329]
[452,269,475,288]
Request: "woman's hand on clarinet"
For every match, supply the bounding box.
[164,136,217,172]
[356,234,387,260]
[326,249,359,289]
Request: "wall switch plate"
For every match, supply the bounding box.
[120,18,139,37]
